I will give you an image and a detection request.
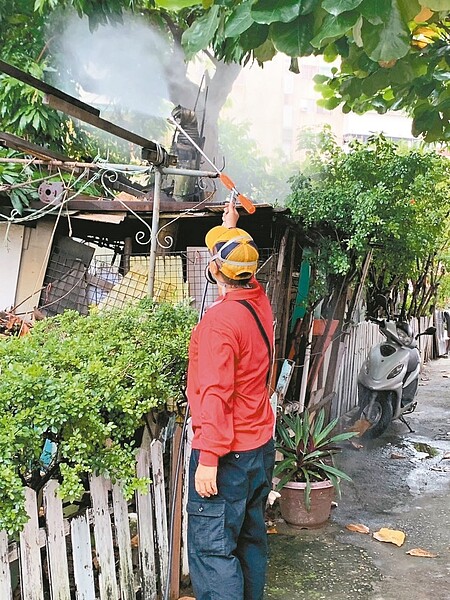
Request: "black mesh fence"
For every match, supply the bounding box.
[39,245,276,316]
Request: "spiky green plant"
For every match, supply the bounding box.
[274,408,356,510]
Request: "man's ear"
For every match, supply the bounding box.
[209,260,220,277]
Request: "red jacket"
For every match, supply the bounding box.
[187,279,274,466]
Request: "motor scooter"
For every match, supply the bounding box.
[357,301,436,438]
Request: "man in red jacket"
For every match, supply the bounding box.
[186,203,275,600]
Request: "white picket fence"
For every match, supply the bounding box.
[0,439,179,600]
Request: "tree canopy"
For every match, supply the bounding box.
[155,0,450,142]
[287,131,450,318]
[4,0,449,158]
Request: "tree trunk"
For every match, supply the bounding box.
[167,54,241,183]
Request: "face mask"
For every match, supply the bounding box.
[204,265,217,285]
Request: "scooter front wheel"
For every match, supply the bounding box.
[360,395,393,439]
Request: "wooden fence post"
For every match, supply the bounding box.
[151,440,169,595]
[91,476,119,600]
[0,531,12,600]
[43,481,70,600]
[169,424,183,600]
[71,512,96,600]
[112,483,135,600]
[19,487,44,600]
[136,448,157,600]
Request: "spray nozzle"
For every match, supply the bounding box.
[219,173,256,214]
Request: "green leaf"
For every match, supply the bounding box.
[412,108,444,140]
[323,42,339,62]
[360,2,411,62]
[419,0,450,10]
[322,0,364,16]
[298,0,321,15]
[389,59,415,84]
[312,408,325,438]
[397,0,421,22]
[320,462,353,482]
[274,468,298,489]
[181,5,221,58]
[313,416,340,446]
[361,69,391,96]
[317,96,342,109]
[32,111,42,131]
[240,23,269,52]
[433,71,450,82]
[314,73,330,84]
[359,0,391,24]
[10,192,24,215]
[276,419,296,449]
[270,14,315,56]
[301,410,309,450]
[224,1,254,37]
[310,11,360,48]
[155,0,200,8]
[253,38,277,62]
[251,0,301,25]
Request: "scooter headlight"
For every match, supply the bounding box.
[387,364,403,379]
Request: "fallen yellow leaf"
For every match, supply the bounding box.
[406,548,438,558]
[346,523,370,534]
[351,419,371,437]
[373,528,405,547]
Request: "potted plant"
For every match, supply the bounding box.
[273,408,356,529]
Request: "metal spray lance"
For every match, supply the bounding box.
[168,115,256,214]
[163,122,257,598]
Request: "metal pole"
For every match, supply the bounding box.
[148,168,162,298]
[161,166,217,178]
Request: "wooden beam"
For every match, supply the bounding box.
[0,60,100,116]
[0,131,71,162]
[0,60,176,166]
[44,94,177,166]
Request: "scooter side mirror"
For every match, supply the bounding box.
[375,294,390,320]
[376,294,388,310]
[415,326,436,339]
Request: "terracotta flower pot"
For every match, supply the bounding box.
[275,479,335,529]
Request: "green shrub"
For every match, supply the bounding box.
[0,299,197,534]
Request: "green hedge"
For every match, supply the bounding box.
[0,299,197,534]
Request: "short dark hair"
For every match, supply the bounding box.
[219,270,252,287]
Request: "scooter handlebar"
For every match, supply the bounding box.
[368,317,385,326]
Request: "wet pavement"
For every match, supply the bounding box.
[266,356,450,600]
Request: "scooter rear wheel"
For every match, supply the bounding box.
[360,396,393,439]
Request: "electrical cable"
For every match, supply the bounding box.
[162,277,209,600]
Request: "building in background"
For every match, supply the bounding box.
[222,55,415,162]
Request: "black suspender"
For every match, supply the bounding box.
[236,299,272,386]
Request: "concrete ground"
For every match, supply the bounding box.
[266,356,450,600]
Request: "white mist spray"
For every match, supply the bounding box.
[49,11,186,123]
